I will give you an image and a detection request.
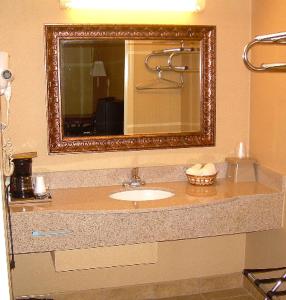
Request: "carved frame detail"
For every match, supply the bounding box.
[45,24,216,153]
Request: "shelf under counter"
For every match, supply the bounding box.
[9,179,283,254]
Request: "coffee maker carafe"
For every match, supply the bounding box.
[10,152,37,200]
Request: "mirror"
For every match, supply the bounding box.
[45,25,216,153]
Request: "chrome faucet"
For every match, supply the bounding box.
[123,167,145,188]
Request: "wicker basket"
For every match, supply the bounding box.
[186,172,217,186]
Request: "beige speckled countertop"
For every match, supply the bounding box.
[10,180,280,213]
[9,180,284,254]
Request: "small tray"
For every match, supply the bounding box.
[186,173,217,186]
[9,194,52,206]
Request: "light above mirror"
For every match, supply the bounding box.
[59,0,206,12]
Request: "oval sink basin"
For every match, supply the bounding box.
[110,189,175,201]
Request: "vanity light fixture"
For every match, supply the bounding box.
[59,0,205,12]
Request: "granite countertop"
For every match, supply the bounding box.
[9,180,284,254]
[10,179,281,213]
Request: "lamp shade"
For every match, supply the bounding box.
[90,61,107,77]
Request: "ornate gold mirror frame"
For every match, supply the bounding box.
[45,24,216,153]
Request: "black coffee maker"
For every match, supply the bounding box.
[10,152,37,200]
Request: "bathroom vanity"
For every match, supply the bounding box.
[9,179,283,254]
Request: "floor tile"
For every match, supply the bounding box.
[202,288,249,299]
[231,296,256,300]
[29,286,254,300]
[147,295,204,300]
[152,279,200,299]
[200,273,242,294]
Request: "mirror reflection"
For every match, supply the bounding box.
[60,39,201,137]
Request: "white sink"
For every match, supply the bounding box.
[110,189,174,201]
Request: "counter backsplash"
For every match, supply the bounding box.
[35,162,285,192]
[35,163,227,190]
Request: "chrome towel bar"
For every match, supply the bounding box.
[243,31,286,71]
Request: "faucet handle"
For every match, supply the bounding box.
[122,181,130,187]
[123,167,145,188]
[131,167,139,179]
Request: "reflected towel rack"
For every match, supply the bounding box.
[136,41,199,90]
[145,46,200,72]
[243,31,286,71]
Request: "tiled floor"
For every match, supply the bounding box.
[151,288,255,300]
[41,287,255,300]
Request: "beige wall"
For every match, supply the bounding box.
[245,0,286,270]
[12,236,246,296]
[0,0,251,172]
[0,0,253,296]
[249,0,286,174]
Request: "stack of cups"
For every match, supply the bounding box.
[236,142,246,158]
[34,176,47,198]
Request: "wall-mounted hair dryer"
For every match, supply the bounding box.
[0,51,14,177]
[0,52,13,96]
[0,52,13,127]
